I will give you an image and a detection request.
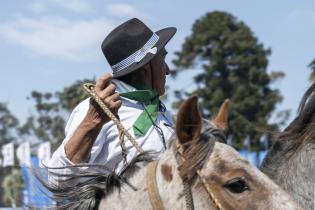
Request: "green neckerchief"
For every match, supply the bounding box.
[120,85,160,137]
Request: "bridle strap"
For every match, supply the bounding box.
[197,170,224,210]
[147,160,164,210]
[176,138,224,210]
[146,158,194,210]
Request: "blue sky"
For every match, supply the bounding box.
[0,0,314,126]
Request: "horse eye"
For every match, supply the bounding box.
[224,177,249,193]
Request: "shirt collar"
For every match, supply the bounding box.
[111,79,137,93]
[111,79,139,103]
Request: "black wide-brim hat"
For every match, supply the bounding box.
[101,18,176,78]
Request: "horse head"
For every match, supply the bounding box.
[174,96,302,210]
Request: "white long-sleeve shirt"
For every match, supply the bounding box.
[48,80,175,187]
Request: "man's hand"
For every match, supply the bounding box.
[85,73,122,127]
[64,73,122,163]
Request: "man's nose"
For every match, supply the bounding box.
[165,63,170,75]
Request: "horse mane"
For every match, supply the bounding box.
[277,82,315,152]
[32,152,155,210]
[178,120,226,181]
[261,82,315,171]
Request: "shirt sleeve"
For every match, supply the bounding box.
[48,98,91,187]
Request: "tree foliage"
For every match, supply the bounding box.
[1,168,23,207]
[0,79,91,206]
[172,11,284,151]
[19,79,91,149]
[19,91,65,147]
[57,79,91,113]
[309,59,315,81]
[0,103,19,146]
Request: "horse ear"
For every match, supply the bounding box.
[176,95,202,145]
[213,99,229,132]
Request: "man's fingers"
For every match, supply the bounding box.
[91,74,122,119]
[109,93,121,102]
[111,99,122,110]
[104,93,121,105]
[98,83,116,99]
[102,95,122,119]
[95,73,113,92]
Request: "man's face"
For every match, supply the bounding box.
[144,49,169,95]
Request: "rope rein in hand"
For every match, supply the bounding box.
[83,83,144,165]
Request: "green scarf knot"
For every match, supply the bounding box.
[120,89,159,137]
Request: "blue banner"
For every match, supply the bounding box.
[20,156,55,208]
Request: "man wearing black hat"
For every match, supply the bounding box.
[48,18,176,186]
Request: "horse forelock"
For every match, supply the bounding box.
[177,119,226,181]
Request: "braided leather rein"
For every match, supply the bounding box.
[83,83,144,164]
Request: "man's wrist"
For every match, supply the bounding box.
[79,119,104,132]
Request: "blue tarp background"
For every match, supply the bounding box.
[20,157,55,208]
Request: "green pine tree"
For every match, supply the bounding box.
[172,11,284,152]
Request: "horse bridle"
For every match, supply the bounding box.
[147,125,226,210]
[175,128,225,210]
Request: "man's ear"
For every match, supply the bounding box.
[141,63,153,89]
[127,64,151,89]
[142,63,151,72]
[176,96,201,145]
